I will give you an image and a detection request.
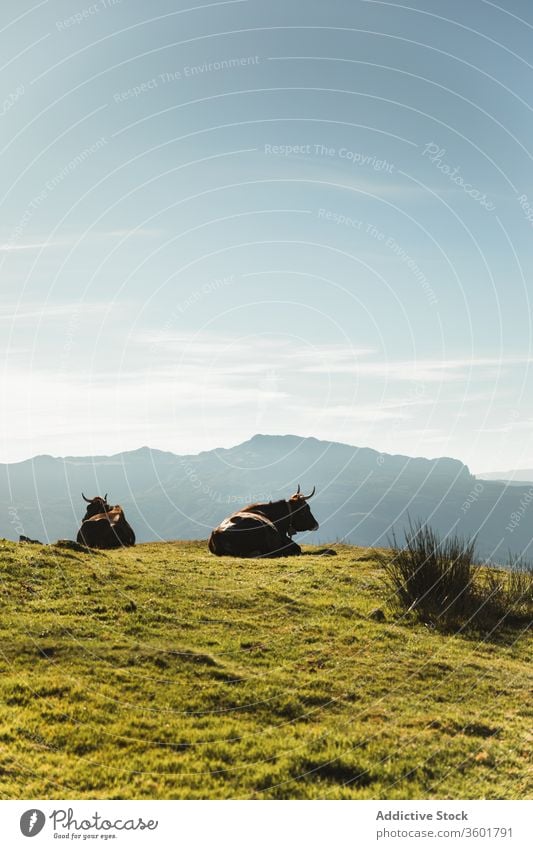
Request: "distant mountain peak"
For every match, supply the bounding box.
[237,434,468,469]
[3,434,472,474]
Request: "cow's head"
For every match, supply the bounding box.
[288,485,319,532]
[81,493,111,519]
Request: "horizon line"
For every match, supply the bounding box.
[0,431,493,473]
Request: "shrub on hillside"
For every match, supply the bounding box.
[378,521,533,631]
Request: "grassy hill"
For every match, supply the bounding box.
[0,539,531,800]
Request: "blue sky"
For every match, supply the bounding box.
[1,0,533,471]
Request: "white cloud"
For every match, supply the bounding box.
[296,396,435,423]
[0,301,117,323]
[302,353,533,382]
[476,419,533,434]
[145,334,531,387]
[0,241,66,252]
[0,228,162,256]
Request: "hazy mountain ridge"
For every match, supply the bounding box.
[477,469,533,484]
[1,434,530,562]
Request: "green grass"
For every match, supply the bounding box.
[0,539,531,800]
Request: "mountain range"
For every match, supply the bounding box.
[1,434,532,563]
[477,469,533,484]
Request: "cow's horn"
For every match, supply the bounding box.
[296,484,301,495]
[104,493,108,502]
[82,493,91,502]
[303,486,316,500]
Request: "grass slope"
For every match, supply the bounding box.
[0,539,531,800]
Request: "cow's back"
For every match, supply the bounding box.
[77,509,135,548]
[209,511,280,557]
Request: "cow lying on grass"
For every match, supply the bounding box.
[208,485,319,557]
[76,494,135,549]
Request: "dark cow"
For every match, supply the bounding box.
[76,494,135,549]
[208,485,319,557]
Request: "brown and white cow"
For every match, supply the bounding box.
[76,494,135,549]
